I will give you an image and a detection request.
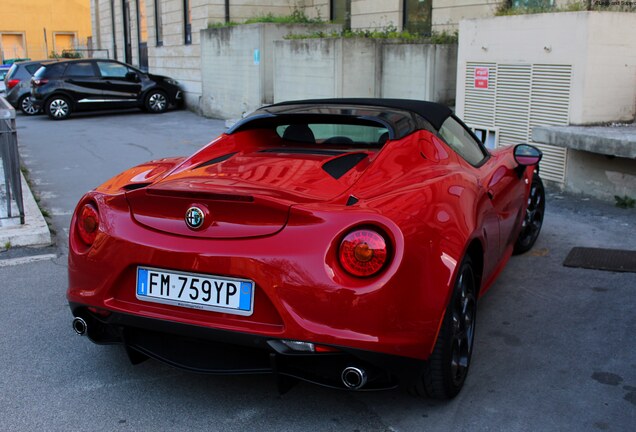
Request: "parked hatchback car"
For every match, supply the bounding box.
[3,60,53,115]
[0,65,10,95]
[31,59,184,120]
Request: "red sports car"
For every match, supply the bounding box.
[67,99,544,399]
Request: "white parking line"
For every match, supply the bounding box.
[0,254,57,268]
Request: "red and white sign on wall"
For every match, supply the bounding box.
[474,67,489,89]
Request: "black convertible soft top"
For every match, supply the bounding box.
[227,98,454,139]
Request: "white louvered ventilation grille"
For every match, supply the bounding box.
[464,61,573,184]
[495,64,532,147]
[464,62,496,127]
[529,65,572,183]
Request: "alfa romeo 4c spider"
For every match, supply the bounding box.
[67,98,545,399]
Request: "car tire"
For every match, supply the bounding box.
[19,94,40,116]
[145,90,168,114]
[45,96,72,120]
[513,174,545,255]
[411,256,477,399]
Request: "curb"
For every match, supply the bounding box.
[0,172,52,248]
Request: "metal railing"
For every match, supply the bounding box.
[0,97,24,224]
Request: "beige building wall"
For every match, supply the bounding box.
[0,0,91,61]
[351,0,403,30]
[432,0,501,33]
[432,0,582,33]
[203,0,328,24]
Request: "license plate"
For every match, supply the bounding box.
[136,266,254,316]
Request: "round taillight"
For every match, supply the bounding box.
[77,204,99,245]
[339,229,388,277]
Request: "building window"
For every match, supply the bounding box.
[403,0,432,35]
[111,0,118,60]
[511,0,554,8]
[137,0,149,70]
[0,33,27,61]
[123,0,132,63]
[155,0,163,46]
[184,0,192,45]
[53,32,77,57]
[331,0,351,29]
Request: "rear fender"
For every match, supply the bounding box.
[95,157,186,194]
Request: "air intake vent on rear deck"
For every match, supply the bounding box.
[322,153,368,179]
[196,152,238,169]
[123,182,152,191]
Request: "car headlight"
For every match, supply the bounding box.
[165,78,179,86]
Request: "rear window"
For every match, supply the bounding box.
[0,68,9,81]
[5,64,17,80]
[34,63,67,79]
[276,123,389,147]
[25,64,41,75]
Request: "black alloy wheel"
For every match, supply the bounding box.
[19,95,40,116]
[411,256,477,399]
[46,96,72,120]
[145,90,168,113]
[513,174,545,254]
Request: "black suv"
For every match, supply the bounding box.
[31,59,184,120]
[4,60,55,115]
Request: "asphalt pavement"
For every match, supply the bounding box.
[0,109,634,431]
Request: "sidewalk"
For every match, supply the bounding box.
[0,159,51,248]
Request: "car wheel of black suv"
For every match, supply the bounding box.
[46,96,72,120]
[145,90,168,114]
[19,95,40,116]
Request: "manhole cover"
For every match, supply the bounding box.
[563,247,636,273]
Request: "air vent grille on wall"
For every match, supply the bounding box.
[464,62,572,184]
[495,64,532,147]
[464,63,496,128]
[529,64,572,184]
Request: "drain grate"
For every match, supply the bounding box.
[563,247,636,273]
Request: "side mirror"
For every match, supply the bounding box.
[514,144,542,166]
[125,71,140,82]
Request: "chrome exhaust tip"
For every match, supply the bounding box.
[341,366,367,390]
[72,317,87,336]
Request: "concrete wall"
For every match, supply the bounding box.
[456,12,636,125]
[273,38,457,106]
[565,150,636,201]
[201,23,341,119]
[581,13,636,124]
[273,38,381,101]
[381,43,457,104]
